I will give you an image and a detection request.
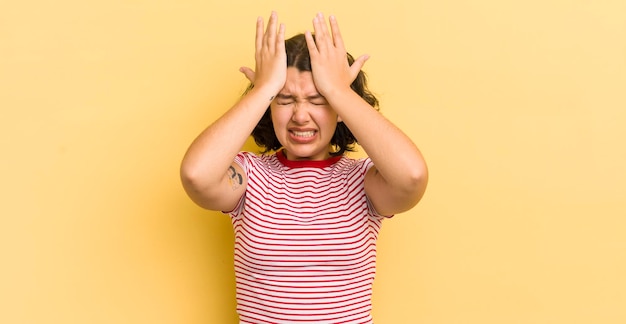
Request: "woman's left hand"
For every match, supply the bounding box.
[304,13,369,98]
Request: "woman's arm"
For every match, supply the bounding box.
[305,14,428,215]
[180,12,286,211]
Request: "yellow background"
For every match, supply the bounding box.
[2,0,625,323]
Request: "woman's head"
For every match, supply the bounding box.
[250,33,379,157]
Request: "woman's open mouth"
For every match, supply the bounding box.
[289,130,317,142]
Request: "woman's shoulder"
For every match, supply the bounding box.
[335,155,374,174]
[234,151,280,170]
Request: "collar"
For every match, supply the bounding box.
[276,149,342,169]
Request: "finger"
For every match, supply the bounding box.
[255,16,264,54]
[315,13,330,36]
[329,15,345,50]
[239,67,256,83]
[350,54,370,80]
[265,11,278,48]
[304,30,318,56]
[312,14,328,52]
[276,23,286,52]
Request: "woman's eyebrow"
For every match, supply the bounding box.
[307,94,326,100]
[276,93,326,100]
[276,93,294,99]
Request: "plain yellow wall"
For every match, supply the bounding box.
[2,0,625,323]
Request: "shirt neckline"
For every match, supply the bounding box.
[276,150,342,169]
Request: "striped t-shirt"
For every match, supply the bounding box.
[229,150,389,324]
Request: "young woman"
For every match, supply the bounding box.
[181,12,428,324]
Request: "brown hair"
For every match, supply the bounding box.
[249,33,379,156]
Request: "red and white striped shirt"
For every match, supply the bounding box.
[229,150,390,324]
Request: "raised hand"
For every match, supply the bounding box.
[304,13,369,98]
[239,11,287,95]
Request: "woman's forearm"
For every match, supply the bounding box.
[180,87,275,190]
[328,88,427,191]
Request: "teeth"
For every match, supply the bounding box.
[293,130,315,137]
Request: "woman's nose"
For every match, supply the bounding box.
[291,103,310,124]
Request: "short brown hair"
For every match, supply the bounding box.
[249,33,379,156]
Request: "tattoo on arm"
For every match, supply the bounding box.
[227,166,243,190]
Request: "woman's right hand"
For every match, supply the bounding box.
[239,11,286,95]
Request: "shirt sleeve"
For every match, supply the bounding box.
[222,151,253,218]
[360,157,395,220]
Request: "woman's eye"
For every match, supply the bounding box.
[277,101,294,105]
[311,101,327,106]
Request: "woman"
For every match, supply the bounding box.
[180,12,428,324]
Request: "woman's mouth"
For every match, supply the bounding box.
[289,130,317,143]
[291,130,315,138]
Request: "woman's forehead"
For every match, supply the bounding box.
[280,68,319,97]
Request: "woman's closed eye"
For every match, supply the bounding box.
[307,94,328,106]
[310,100,328,106]
[276,100,327,106]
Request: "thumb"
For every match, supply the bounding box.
[239,67,256,83]
[349,54,370,81]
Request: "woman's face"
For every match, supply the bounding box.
[270,67,341,161]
